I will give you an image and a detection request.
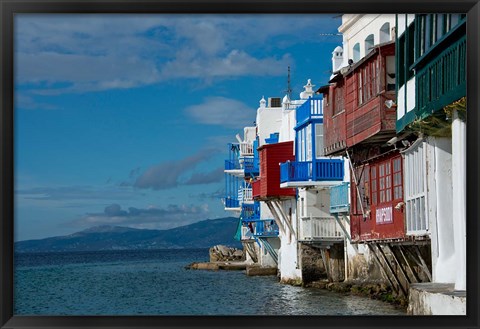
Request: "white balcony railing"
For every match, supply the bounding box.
[238,187,253,203]
[300,216,343,240]
[240,142,254,156]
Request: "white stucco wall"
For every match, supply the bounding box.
[338,14,396,67]
[426,137,456,284]
[451,112,466,291]
[256,105,282,147]
[277,199,302,282]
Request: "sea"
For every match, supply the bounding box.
[14,248,406,315]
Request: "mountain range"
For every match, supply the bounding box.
[15,217,241,253]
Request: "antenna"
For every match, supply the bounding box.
[285,66,292,99]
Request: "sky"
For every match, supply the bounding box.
[14,14,342,241]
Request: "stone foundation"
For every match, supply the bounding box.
[407,283,466,315]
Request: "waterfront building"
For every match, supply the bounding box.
[394,13,466,315]
[320,14,436,299]
[224,97,284,267]
[277,80,349,284]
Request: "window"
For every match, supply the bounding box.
[315,124,324,158]
[306,125,312,161]
[358,58,381,105]
[393,157,403,200]
[378,161,392,203]
[365,34,374,54]
[353,43,360,62]
[380,22,390,43]
[333,83,344,115]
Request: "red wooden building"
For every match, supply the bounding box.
[252,141,296,200]
[320,42,397,156]
[349,152,406,242]
[319,41,406,243]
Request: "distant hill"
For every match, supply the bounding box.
[15,217,241,253]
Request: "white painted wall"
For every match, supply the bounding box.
[426,137,456,284]
[278,198,302,281]
[338,14,396,68]
[451,112,466,291]
[256,101,282,147]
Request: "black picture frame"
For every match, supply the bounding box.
[1,1,479,328]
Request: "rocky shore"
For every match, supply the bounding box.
[305,280,408,309]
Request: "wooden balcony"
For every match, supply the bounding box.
[415,34,466,120]
[279,159,344,188]
[252,141,296,200]
[295,96,323,128]
[330,183,350,214]
[300,216,344,243]
[239,142,254,157]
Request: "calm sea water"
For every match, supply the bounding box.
[14,249,405,315]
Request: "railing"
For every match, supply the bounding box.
[330,183,350,214]
[224,197,240,209]
[225,143,241,170]
[253,220,279,237]
[296,97,323,127]
[241,157,259,175]
[238,187,253,203]
[240,142,254,156]
[224,159,240,170]
[415,34,466,119]
[280,159,344,183]
[301,216,343,240]
[241,202,260,221]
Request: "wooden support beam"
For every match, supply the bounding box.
[272,200,295,240]
[404,245,432,282]
[398,245,421,283]
[333,214,352,243]
[414,245,432,281]
[265,201,286,236]
[320,248,332,282]
[375,243,408,297]
[367,244,399,295]
[386,244,412,285]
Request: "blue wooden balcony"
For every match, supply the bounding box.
[224,173,242,211]
[280,159,344,187]
[242,156,259,177]
[240,202,260,221]
[253,220,279,238]
[330,183,350,214]
[224,143,241,171]
[295,96,323,128]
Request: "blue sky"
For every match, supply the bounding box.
[14,14,342,241]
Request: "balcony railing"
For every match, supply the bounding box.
[238,187,253,203]
[241,157,259,176]
[296,97,323,127]
[300,216,343,241]
[280,159,344,183]
[253,220,279,237]
[224,197,240,209]
[240,142,254,156]
[330,183,350,214]
[241,220,279,239]
[415,34,466,119]
[241,202,260,221]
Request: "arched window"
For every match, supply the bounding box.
[352,43,360,62]
[380,23,390,43]
[365,34,374,54]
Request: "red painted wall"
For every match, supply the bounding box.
[254,141,296,199]
[350,152,405,242]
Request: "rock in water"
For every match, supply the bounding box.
[209,245,244,262]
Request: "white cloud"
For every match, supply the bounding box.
[184,96,256,128]
[15,14,340,96]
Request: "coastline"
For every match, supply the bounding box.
[305,280,408,310]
